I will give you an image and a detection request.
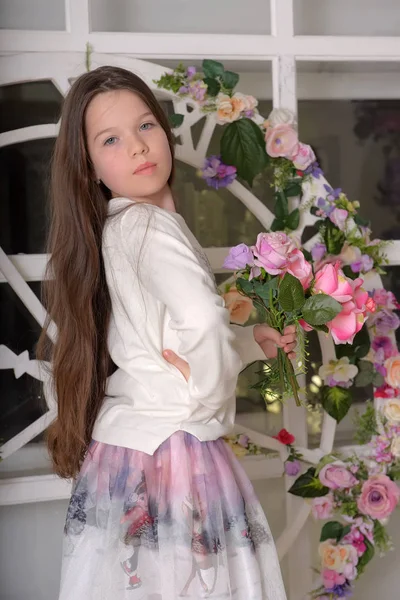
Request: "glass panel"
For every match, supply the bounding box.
[0,0,66,30]
[0,81,63,134]
[0,138,55,254]
[90,0,271,34]
[0,282,47,445]
[294,0,400,36]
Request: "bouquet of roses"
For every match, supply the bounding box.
[223,232,376,406]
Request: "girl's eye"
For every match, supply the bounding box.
[104,136,117,146]
[140,122,155,131]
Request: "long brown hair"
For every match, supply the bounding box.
[37,66,175,479]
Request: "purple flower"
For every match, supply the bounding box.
[350,254,374,273]
[179,85,189,94]
[316,196,335,218]
[238,434,250,448]
[375,363,387,377]
[311,242,327,262]
[324,184,342,201]
[202,155,237,189]
[223,243,254,270]
[325,375,353,388]
[186,66,196,79]
[304,161,324,178]
[189,80,207,104]
[327,583,353,598]
[372,336,397,359]
[284,459,301,476]
[244,109,255,118]
[329,207,348,231]
[369,308,400,335]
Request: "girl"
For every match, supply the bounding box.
[38,65,296,600]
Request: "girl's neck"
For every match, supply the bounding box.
[128,185,176,213]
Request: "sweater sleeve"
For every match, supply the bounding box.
[120,204,243,411]
[230,324,266,365]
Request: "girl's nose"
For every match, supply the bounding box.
[128,135,148,157]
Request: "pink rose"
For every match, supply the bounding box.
[299,318,313,332]
[313,262,354,303]
[357,474,400,519]
[251,232,296,275]
[328,300,365,345]
[287,248,313,289]
[312,494,334,519]
[265,124,299,159]
[319,461,358,489]
[292,142,316,170]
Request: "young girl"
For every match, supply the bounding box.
[39,65,296,600]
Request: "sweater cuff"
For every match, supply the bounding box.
[230,324,266,365]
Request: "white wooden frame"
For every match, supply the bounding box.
[1,1,400,598]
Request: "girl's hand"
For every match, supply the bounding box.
[162,350,191,381]
[253,324,296,360]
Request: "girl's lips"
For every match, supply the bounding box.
[134,162,157,175]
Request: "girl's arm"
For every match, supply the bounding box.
[230,323,297,366]
[120,205,243,412]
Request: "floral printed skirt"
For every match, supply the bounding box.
[59,431,287,600]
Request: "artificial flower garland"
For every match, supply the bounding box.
[156,60,400,599]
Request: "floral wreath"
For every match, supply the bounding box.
[156,61,400,599]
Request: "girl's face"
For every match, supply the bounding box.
[85,89,172,203]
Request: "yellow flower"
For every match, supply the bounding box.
[319,540,352,573]
[216,93,245,124]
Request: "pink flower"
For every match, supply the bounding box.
[287,249,313,289]
[319,461,358,489]
[329,207,348,231]
[313,262,354,303]
[372,289,400,310]
[251,232,296,275]
[328,300,365,345]
[322,568,346,589]
[265,124,299,159]
[299,318,313,332]
[292,142,316,170]
[357,474,400,520]
[312,494,334,519]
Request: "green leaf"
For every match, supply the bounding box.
[373,372,385,387]
[354,213,370,227]
[278,273,305,312]
[321,386,352,423]
[320,521,351,543]
[203,77,221,97]
[274,191,289,218]
[220,119,269,187]
[310,206,320,216]
[336,324,371,361]
[271,217,285,232]
[286,208,300,230]
[288,467,330,498]
[236,277,254,296]
[357,539,375,575]
[169,113,184,128]
[252,278,279,306]
[202,59,225,79]
[302,294,342,326]
[355,360,374,387]
[221,70,239,90]
[313,324,329,334]
[284,183,302,197]
[342,265,359,280]
[324,221,345,255]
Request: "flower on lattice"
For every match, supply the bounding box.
[223,433,265,458]
[319,358,358,389]
[200,155,237,189]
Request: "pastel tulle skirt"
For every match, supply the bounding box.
[59,431,287,600]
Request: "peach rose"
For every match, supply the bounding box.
[292,142,316,171]
[223,288,254,325]
[385,355,400,388]
[265,124,299,159]
[234,92,258,112]
[216,93,245,124]
[319,540,358,574]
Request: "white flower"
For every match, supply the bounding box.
[319,357,358,385]
[266,108,297,129]
[382,398,400,425]
[391,436,400,458]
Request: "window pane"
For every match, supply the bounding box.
[0,0,66,30]
[298,98,400,241]
[0,138,55,254]
[294,0,400,36]
[0,81,63,134]
[0,282,47,445]
[90,0,271,34]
